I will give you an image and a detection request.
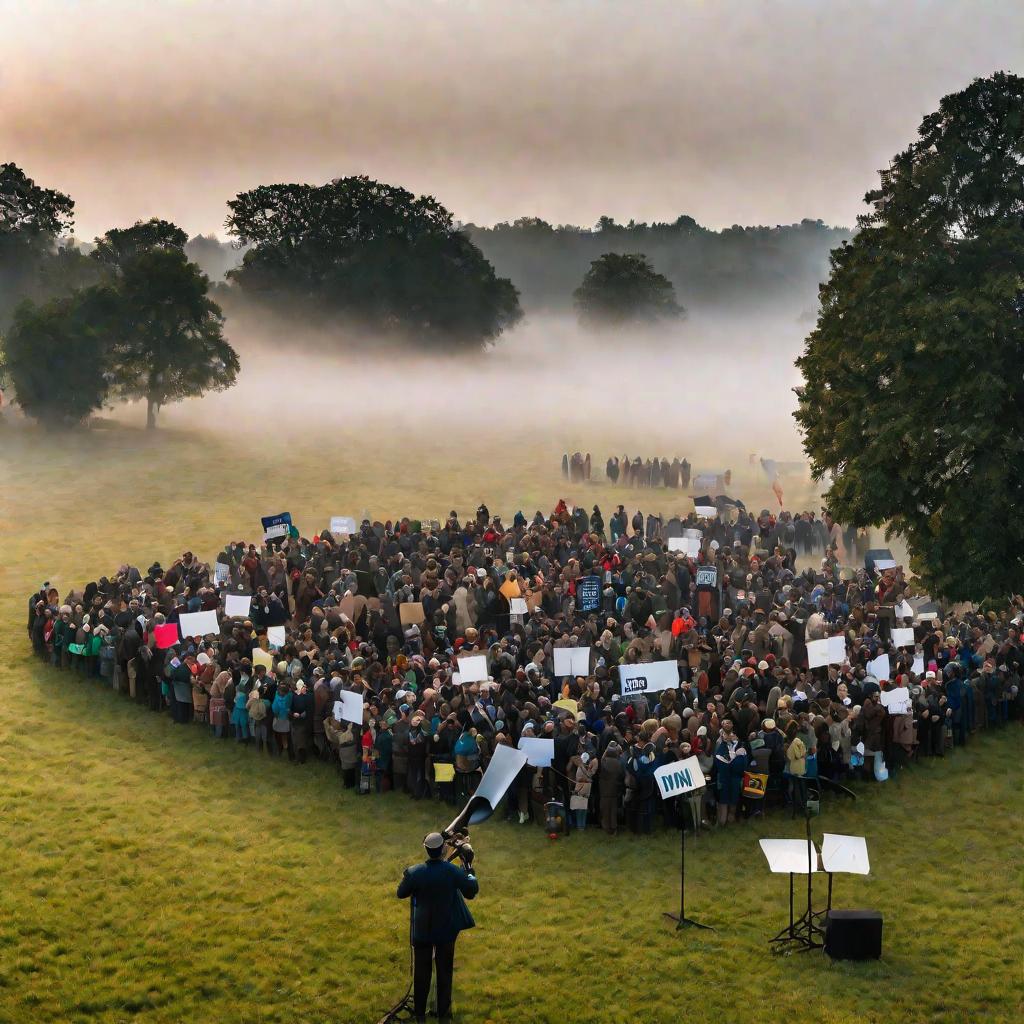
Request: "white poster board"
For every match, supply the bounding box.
[178,610,219,638]
[821,833,870,875]
[667,537,686,552]
[517,737,554,768]
[457,654,489,683]
[214,562,230,584]
[891,627,915,648]
[694,505,717,518]
[867,653,890,681]
[807,638,830,669]
[553,647,591,677]
[912,654,925,676]
[509,597,528,615]
[874,558,897,571]
[474,744,528,810]
[759,839,820,874]
[330,516,357,536]
[880,686,912,714]
[896,599,914,620]
[334,691,364,725]
[618,660,678,695]
[828,635,847,664]
[654,755,706,800]
[267,625,286,649]
[224,593,252,618]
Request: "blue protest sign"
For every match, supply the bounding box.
[577,575,602,613]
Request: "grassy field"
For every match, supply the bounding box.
[2,423,1023,1024]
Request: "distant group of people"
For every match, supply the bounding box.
[561,453,715,489]
[27,499,1023,842]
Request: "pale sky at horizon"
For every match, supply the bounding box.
[1,0,1019,240]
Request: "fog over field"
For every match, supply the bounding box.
[141,309,810,473]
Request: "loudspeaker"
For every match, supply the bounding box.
[824,910,883,960]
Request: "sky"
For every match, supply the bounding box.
[1,0,1019,241]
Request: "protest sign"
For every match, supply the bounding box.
[867,653,891,681]
[807,638,830,669]
[912,654,925,676]
[252,648,273,671]
[874,558,897,571]
[335,691,364,725]
[399,602,425,626]
[517,737,554,767]
[214,562,230,584]
[695,567,717,587]
[653,755,705,800]
[178,610,218,638]
[880,686,912,714]
[433,763,455,783]
[457,654,488,683]
[261,512,292,540]
[618,660,679,695]
[267,626,286,649]
[694,505,717,518]
[891,627,915,648]
[896,599,914,620]
[330,516,357,536]
[828,635,847,664]
[224,593,252,618]
[667,537,686,551]
[509,597,528,616]
[154,623,179,649]
[553,647,591,677]
[576,575,601,613]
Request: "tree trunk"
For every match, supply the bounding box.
[146,395,157,430]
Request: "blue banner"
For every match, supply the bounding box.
[261,512,292,539]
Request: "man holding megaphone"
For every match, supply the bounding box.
[397,831,479,1023]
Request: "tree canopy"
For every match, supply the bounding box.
[0,163,77,325]
[573,252,684,328]
[795,71,1024,602]
[106,244,239,428]
[225,175,522,348]
[0,288,119,426]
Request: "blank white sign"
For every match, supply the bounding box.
[891,627,915,648]
[224,593,252,618]
[335,691,364,725]
[267,626,286,649]
[517,737,554,767]
[178,610,219,638]
[457,654,489,683]
[807,638,830,669]
[475,744,528,810]
[828,635,847,664]
[867,653,891,681]
[509,598,528,615]
[553,647,591,677]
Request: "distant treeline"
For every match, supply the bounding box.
[181,215,851,315]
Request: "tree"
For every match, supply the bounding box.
[107,246,239,429]
[91,217,187,269]
[573,252,684,328]
[225,175,522,348]
[0,288,119,426]
[794,72,1024,601]
[0,163,76,325]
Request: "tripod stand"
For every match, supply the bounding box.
[663,793,713,930]
[768,794,824,953]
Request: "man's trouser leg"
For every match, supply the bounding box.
[434,941,456,1019]
[413,942,433,1020]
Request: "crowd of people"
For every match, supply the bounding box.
[561,452,702,488]
[27,499,1023,836]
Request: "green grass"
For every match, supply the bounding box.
[2,424,1023,1024]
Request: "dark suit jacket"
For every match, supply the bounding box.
[397,858,478,944]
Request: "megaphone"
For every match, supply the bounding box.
[442,795,493,838]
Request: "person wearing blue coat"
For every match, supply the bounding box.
[714,724,748,825]
[397,832,479,1023]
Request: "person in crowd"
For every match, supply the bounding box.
[26,500,1022,845]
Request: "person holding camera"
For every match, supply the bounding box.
[397,832,479,1023]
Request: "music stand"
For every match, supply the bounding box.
[816,833,870,923]
[760,839,823,952]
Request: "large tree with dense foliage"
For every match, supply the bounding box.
[573,252,684,328]
[97,234,239,429]
[225,176,522,348]
[795,72,1024,601]
[0,163,76,325]
[0,288,120,425]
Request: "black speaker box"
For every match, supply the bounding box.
[824,910,883,960]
